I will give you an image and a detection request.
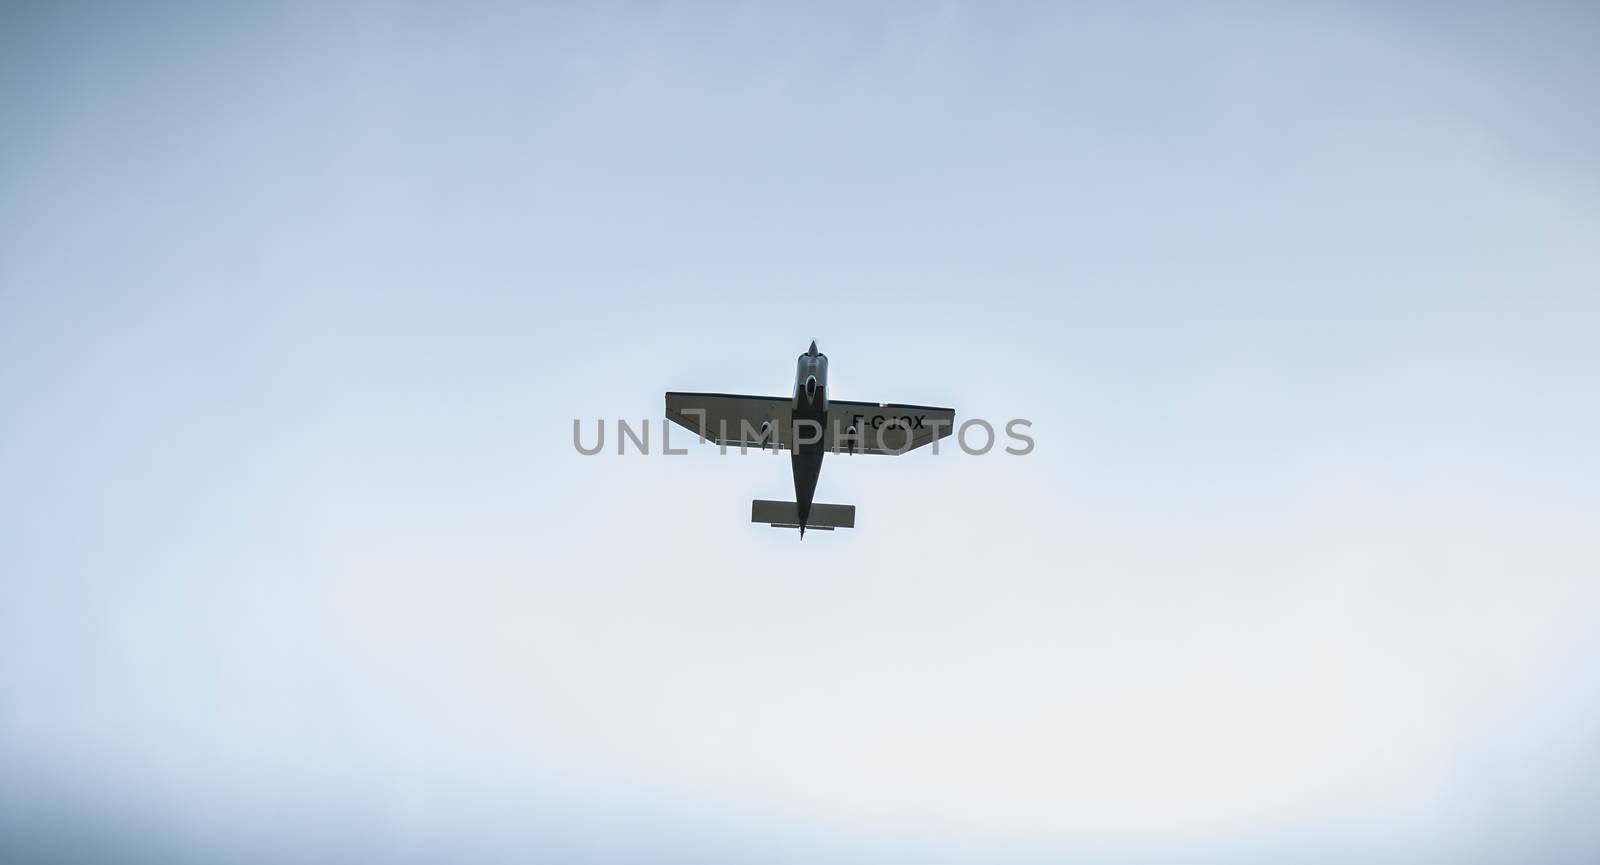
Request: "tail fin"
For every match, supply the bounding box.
[752,500,856,530]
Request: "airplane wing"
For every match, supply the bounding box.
[826,400,956,455]
[665,392,793,450]
[665,393,955,454]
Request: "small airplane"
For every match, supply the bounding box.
[665,340,955,537]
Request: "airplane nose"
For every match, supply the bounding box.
[808,339,818,357]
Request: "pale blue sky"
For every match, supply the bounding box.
[2,2,1598,862]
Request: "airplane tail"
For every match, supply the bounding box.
[752,500,856,531]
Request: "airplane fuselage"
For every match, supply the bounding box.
[790,341,828,536]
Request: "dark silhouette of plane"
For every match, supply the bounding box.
[666,341,955,537]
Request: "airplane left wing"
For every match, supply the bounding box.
[665,392,793,450]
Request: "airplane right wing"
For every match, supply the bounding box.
[665,392,793,450]
[825,400,956,454]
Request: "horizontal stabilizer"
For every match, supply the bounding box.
[752,500,856,529]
